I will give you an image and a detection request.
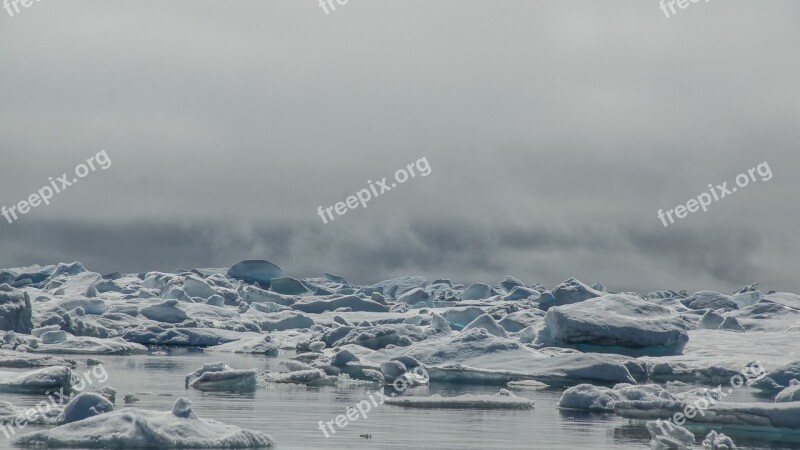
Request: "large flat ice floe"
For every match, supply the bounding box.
[0,366,73,394]
[384,389,534,409]
[12,398,275,448]
[615,399,800,430]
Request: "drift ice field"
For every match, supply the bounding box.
[0,260,799,448]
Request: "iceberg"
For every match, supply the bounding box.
[227,260,285,288]
[535,294,690,356]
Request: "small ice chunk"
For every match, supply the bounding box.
[183,275,219,300]
[646,420,695,449]
[269,276,309,295]
[98,386,117,403]
[40,330,68,344]
[703,430,736,449]
[185,363,257,392]
[172,397,196,419]
[331,349,359,367]
[500,276,524,293]
[430,313,452,334]
[397,288,431,307]
[57,392,114,424]
[32,325,61,338]
[140,299,188,324]
[462,314,508,338]
[380,361,407,381]
[775,379,800,403]
[507,380,548,390]
[461,283,496,300]
[309,341,326,352]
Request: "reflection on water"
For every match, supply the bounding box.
[0,351,798,449]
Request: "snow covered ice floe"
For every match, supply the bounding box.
[31,335,148,355]
[0,366,73,394]
[0,400,62,425]
[557,383,720,412]
[535,294,690,356]
[12,398,275,448]
[185,362,258,392]
[122,326,261,347]
[0,348,76,368]
[291,295,389,314]
[615,399,800,430]
[261,367,334,385]
[384,389,534,409]
[641,331,800,384]
[361,328,636,385]
[207,335,280,355]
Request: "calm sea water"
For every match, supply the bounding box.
[2,349,798,449]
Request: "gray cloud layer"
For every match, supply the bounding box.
[1,1,798,293]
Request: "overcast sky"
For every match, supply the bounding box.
[1,1,798,294]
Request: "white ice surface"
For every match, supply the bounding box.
[12,398,275,448]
